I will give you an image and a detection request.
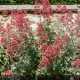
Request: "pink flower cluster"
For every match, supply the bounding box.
[63,34,70,41]
[41,0,53,18]
[40,56,50,68]
[0,37,8,47]
[6,40,20,55]
[54,36,64,50]
[40,43,47,53]
[44,45,58,59]
[56,3,67,13]
[37,23,49,42]
[39,44,58,68]
[0,10,32,59]
[2,10,8,15]
[59,10,73,25]
[2,70,13,76]
[71,59,80,68]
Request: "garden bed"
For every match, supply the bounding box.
[0,0,80,79]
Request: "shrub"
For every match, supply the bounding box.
[0,0,80,79]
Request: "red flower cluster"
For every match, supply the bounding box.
[59,10,73,25]
[37,23,46,33]
[54,36,64,50]
[37,23,49,42]
[0,10,33,59]
[44,45,58,59]
[11,40,20,50]
[6,46,14,54]
[0,25,7,35]
[2,10,8,15]
[63,34,70,41]
[6,40,20,56]
[40,43,48,53]
[0,37,8,47]
[56,3,67,13]
[11,33,21,41]
[2,70,13,76]
[39,45,58,68]
[60,15,66,25]
[71,59,80,68]
[40,56,50,68]
[41,0,53,18]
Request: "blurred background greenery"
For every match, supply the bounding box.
[0,0,80,5]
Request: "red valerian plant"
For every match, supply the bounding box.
[0,0,80,79]
[35,0,80,76]
[0,9,35,76]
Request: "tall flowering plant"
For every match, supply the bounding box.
[0,10,40,77]
[35,0,80,76]
[0,0,80,79]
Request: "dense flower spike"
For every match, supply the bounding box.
[40,45,58,68]
[10,40,20,50]
[40,43,48,53]
[54,36,64,50]
[0,37,8,46]
[56,4,67,13]
[6,46,14,54]
[44,45,58,59]
[37,23,49,42]
[11,33,21,41]
[37,23,46,32]
[71,59,80,68]
[41,0,53,18]
[60,5,67,13]
[40,56,50,68]
[63,34,70,41]
[60,15,66,25]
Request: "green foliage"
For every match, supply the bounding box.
[0,48,10,73]
[0,0,80,5]
[0,0,34,5]
[49,0,79,4]
[12,44,40,76]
